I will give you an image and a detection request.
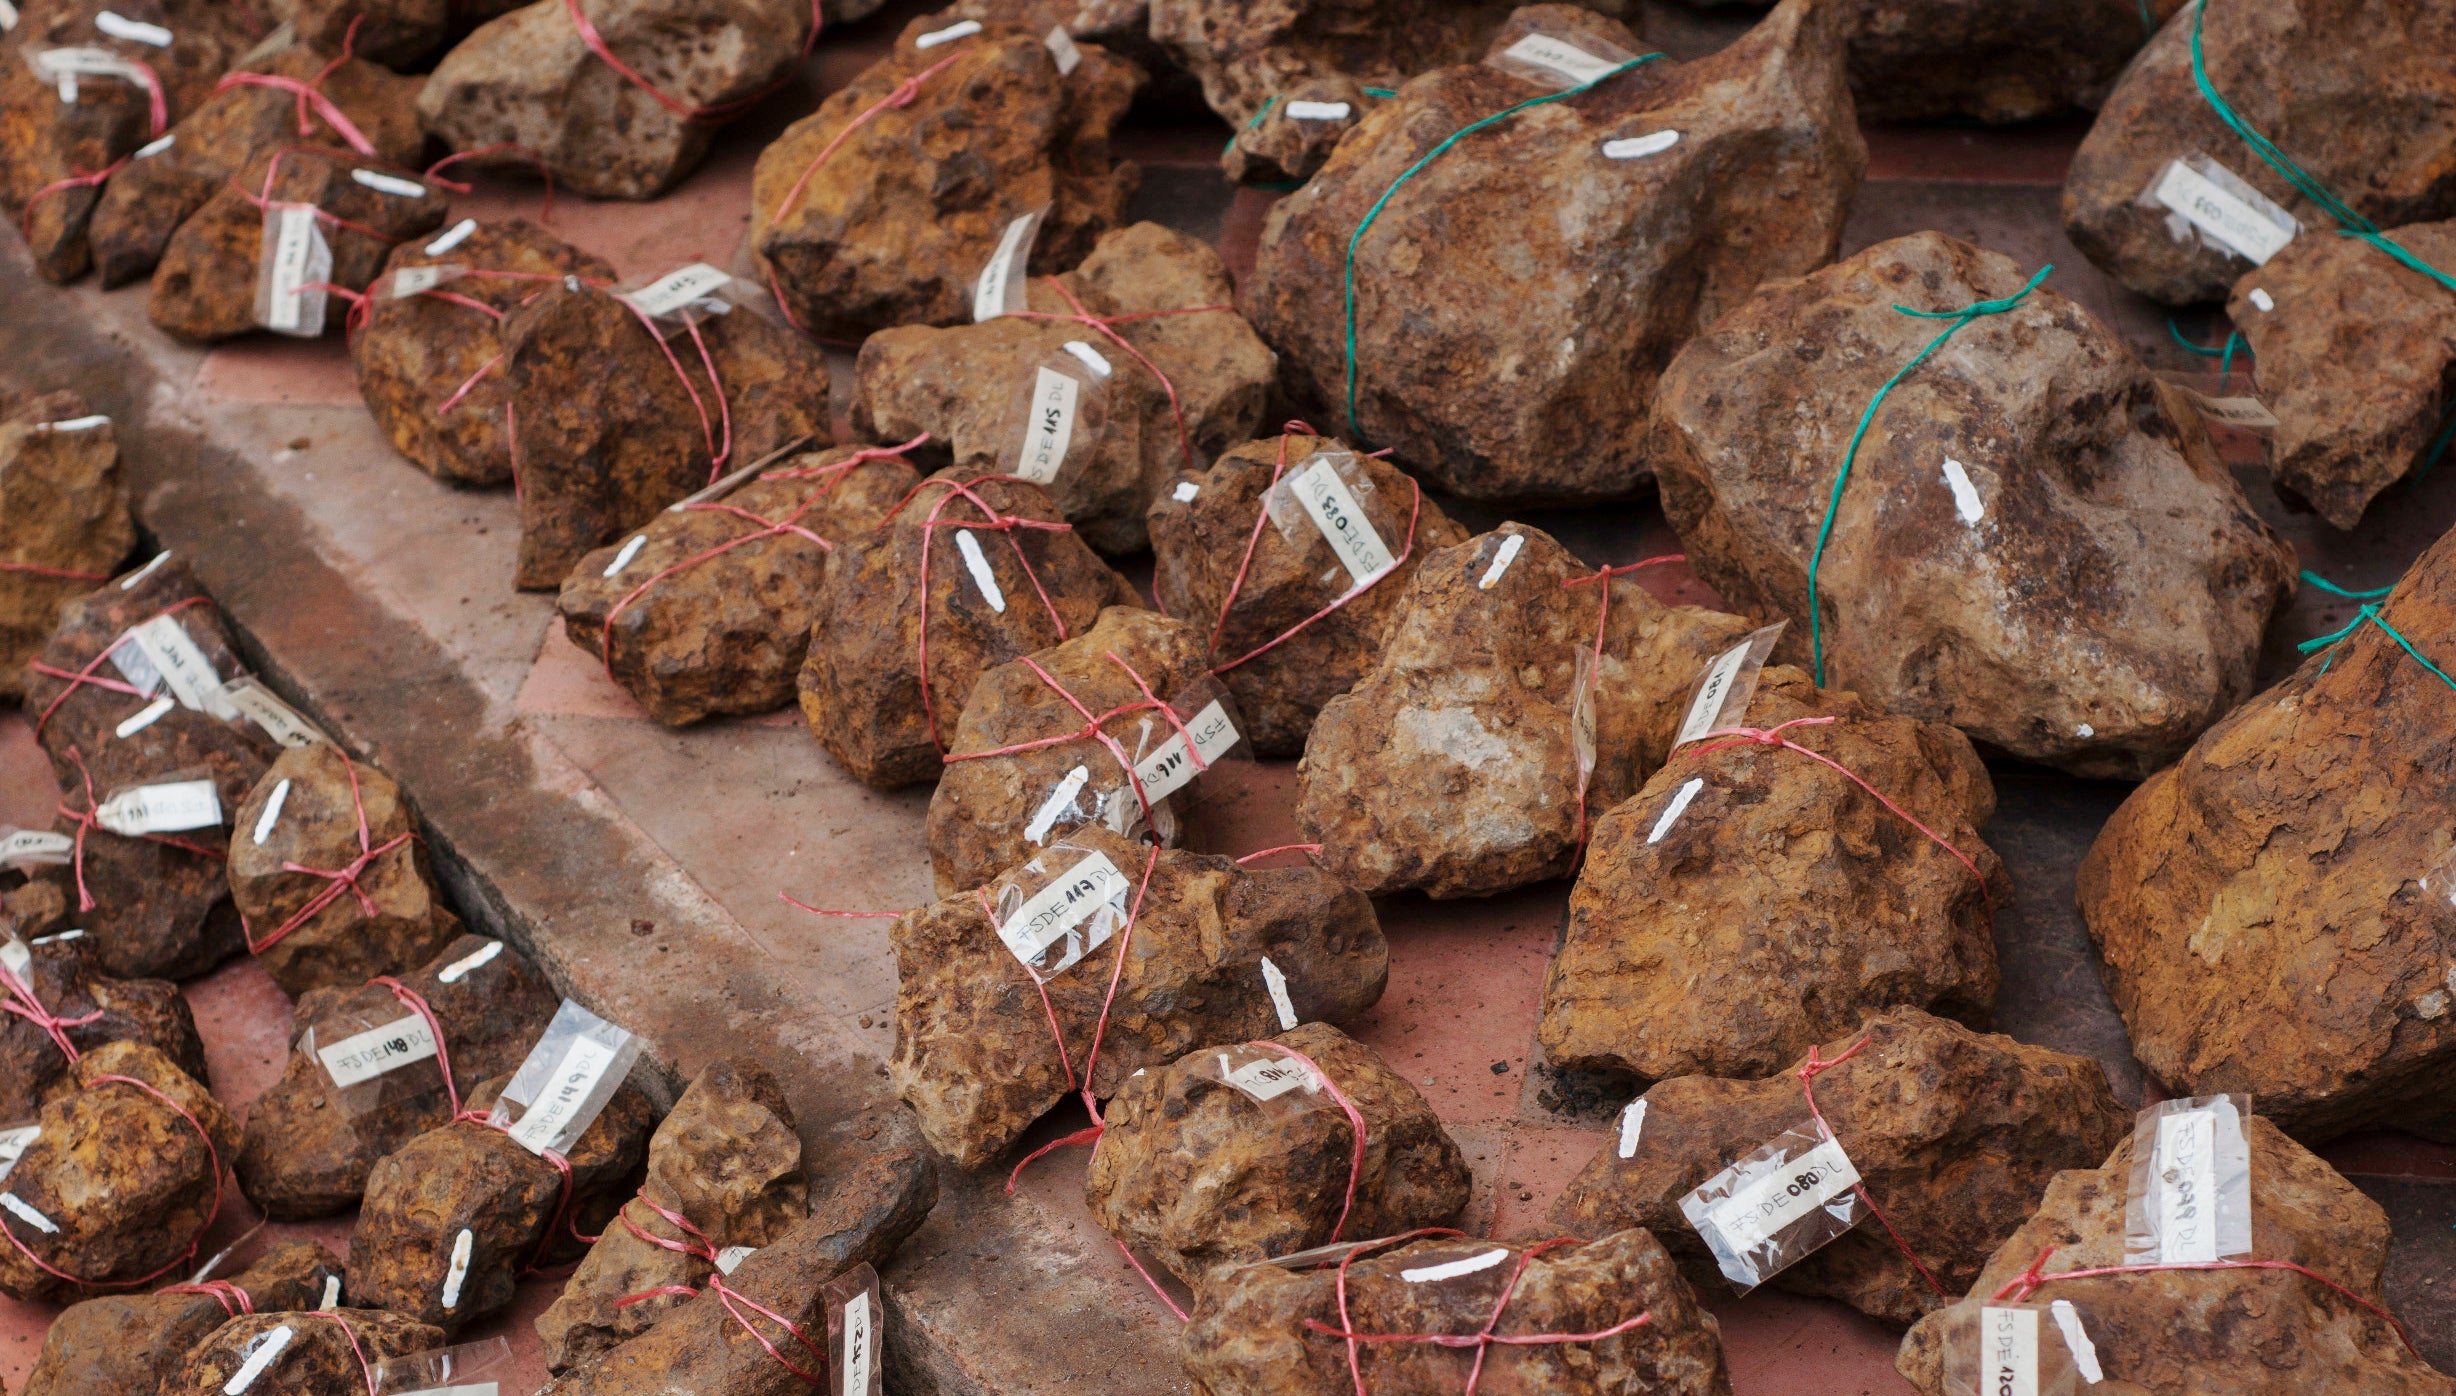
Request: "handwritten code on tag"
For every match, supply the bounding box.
[2174,383,2280,430]
[96,780,222,836]
[974,210,1042,322]
[508,1034,623,1155]
[1014,366,1080,483]
[841,1290,874,1396]
[1500,34,1618,86]
[1707,1133,1860,1253]
[318,1014,440,1089]
[1677,643,1754,747]
[1130,700,1240,805]
[220,677,329,748]
[619,263,731,318]
[1225,1054,1310,1102]
[1288,456,1394,586]
[261,203,332,337]
[1980,1306,2039,1396]
[997,849,1127,977]
[715,1245,756,1274]
[128,613,236,719]
[0,830,73,869]
[388,264,454,298]
[2152,159,2295,264]
[2152,1108,2220,1263]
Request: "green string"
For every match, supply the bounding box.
[1804,264,2055,684]
[2415,402,2456,488]
[1223,89,1402,155]
[2166,318,2248,389]
[1341,54,1665,440]
[2299,569,2394,600]
[2138,0,2157,38]
[2188,0,2455,294]
[2296,603,2456,693]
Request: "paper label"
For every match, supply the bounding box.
[841,1291,873,1396]
[1603,130,1679,159]
[2153,159,2294,264]
[1043,25,1080,74]
[223,1324,293,1393]
[96,780,222,836]
[1500,34,1618,86]
[1617,1098,1648,1159]
[1648,777,1704,845]
[915,18,979,47]
[1980,1306,2039,1396]
[389,264,454,298]
[1285,99,1352,121]
[1479,534,1524,589]
[973,210,1042,322]
[317,1013,439,1089]
[997,849,1127,977]
[1225,1053,1310,1101]
[1401,1248,1510,1284]
[252,778,289,845]
[1024,765,1091,845]
[1709,1134,1861,1252]
[436,940,503,984]
[128,614,236,718]
[1013,366,1080,483]
[264,203,330,334]
[426,219,476,255]
[715,1245,756,1274]
[116,694,176,738]
[0,1192,55,1234]
[1941,457,1984,524]
[2049,1299,2103,1384]
[619,263,730,318]
[94,10,171,44]
[508,1035,623,1154]
[954,529,1006,612]
[0,941,26,980]
[220,677,328,747]
[603,535,647,577]
[440,1228,473,1309]
[1260,956,1298,1031]
[0,1126,35,1178]
[0,830,73,869]
[350,168,426,198]
[1677,644,1753,746]
[1130,700,1239,804]
[2152,1109,2219,1263]
[2173,383,2279,430]
[1289,456,1394,586]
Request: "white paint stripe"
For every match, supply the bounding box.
[1941,458,1984,525]
[1400,1247,1511,1284]
[954,530,1006,612]
[222,1324,293,1393]
[251,778,289,846]
[115,694,175,738]
[440,1227,473,1309]
[1617,1098,1648,1158]
[438,940,504,983]
[1023,766,1090,844]
[604,535,646,577]
[1478,534,1524,589]
[1647,778,1704,845]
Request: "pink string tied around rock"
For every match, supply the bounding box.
[52,744,228,915]
[942,647,1205,840]
[894,473,1079,753]
[1555,553,1689,854]
[0,561,111,581]
[1992,1243,2422,1361]
[240,747,413,957]
[297,1310,381,1396]
[1298,1230,1655,1396]
[561,0,821,123]
[28,593,214,738]
[1207,425,1426,678]
[423,144,557,222]
[0,957,105,1066]
[211,14,376,156]
[229,144,421,245]
[158,1277,255,1315]
[0,1069,225,1290]
[20,156,129,243]
[610,1192,828,1383]
[1792,1033,1949,1299]
[1007,277,1234,476]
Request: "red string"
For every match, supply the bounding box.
[0,562,111,581]
[158,1278,255,1315]
[28,593,213,738]
[606,1193,827,1383]
[1792,1035,1949,1298]
[299,1310,380,1396]
[594,435,930,683]
[1555,554,1689,853]
[1207,427,1427,677]
[897,474,1078,753]
[228,145,419,244]
[1296,1231,1655,1396]
[211,15,375,156]
[942,648,1205,837]
[1235,843,1322,865]
[238,747,413,956]
[1007,280,1233,476]
[0,1071,224,1290]
[20,158,128,243]
[423,144,557,222]
[45,53,167,133]
[0,958,105,1066]
[52,745,228,915]
[1992,1244,2421,1360]
[560,0,822,123]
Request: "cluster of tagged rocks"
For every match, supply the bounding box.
[4,0,2456,1388]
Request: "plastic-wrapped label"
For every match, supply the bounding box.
[1679,1121,1865,1292]
[383,263,465,300]
[256,203,332,338]
[125,613,238,719]
[1130,699,1240,804]
[371,1334,515,1396]
[2124,1095,2251,1264]
[1674,622,1785,748]
[1489,32,1632,88]
[95,778,222,835]
[1014,367,1081,482]
[1043,25,1080,75]
[995,846,1130,978]
[317,1014,440,1089]
[973,207,1046,322]
[491,1000,641,1157]
[220,676,330,747]
[0,829,73,870]
[827,1265,884,1396]
[2164,379,2279,433]
[2145,156,2296,264]
[1935,1299,2085,1395]
[619,263,731,318]
[1272,453,1394,586]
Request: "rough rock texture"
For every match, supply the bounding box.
[0,396,133,702]
[354,218,615,489]
[1551,1011,2127,1324]
[1295,524,1751,899]
[852,221,1273,555]
[0,932,206,1123]
[1086,1022,1470,1287]
[169,1310,446,1396]
[1181,1229,1731,1395]
[351,1073,653,1336]
[539,1140,938,1396]
[891,822,1387,1168]
[1898,1116,2450,1393]
[558,445,922,726]
[2061,0,2456,307]
[1246,0,1863,503]
[419,0,818,201]
[1217,71,1367,187]
[502,277,833,589]
[750,15,1143,340]
[798,469,1138,789]
[1838,0,2183,124]
[925,605,1213,894]
[537,1057,809,1372]
[24,1240,345,1396]
[1148,435,1468,757]
[0,1041,238,1303]
[87,40,427,288]
[148,145,448,342]
[0,0,260,281]
[2078,525,2456,1142]
[1541,666,2008,1085]
[2227,220,2456,529]
[238,934,559,1219]
[23,557,276,981]
[1654,232,2297,780]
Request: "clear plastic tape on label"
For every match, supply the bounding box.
[218,675,330,747]
[2122,1094,2251,1265]
[1014,675,1247,851]
[0,828,74,870]
[972,205,1048,322]
[996,352,1110,486]
[990,841,1134,980]
[94,773,223,836]
[1677,1120,1865,1292]
[1486,30,1637,89]
[300,990,457,1122]
[490,999,641,1157]
[382,262,468,300]
[1204,1041,1333,1117]
[2159,376,2280,434]
[2139,154,2297,265]
[1938,1301,2083,1396]
[1673,621,1786,749]
[124,612,238,719]
[369,1334,515,1396]
[255,202,332,338]
[827,1263,885,1396]
[1263,450,1395,589]
[615,262,738,337]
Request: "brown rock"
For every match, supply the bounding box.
[557,443,923,726]
[237,933,559,1219]
[0,1041,237,1304]
[501,275,833,589]
[942,0,1168,77]
[420,0,819,201]
[0,930,206,1123]
[1245,0,1863,503]
[852,221,1273,555]
[540,1140,938,1396]
[1839,0,2182,124]
[1896,1116,2448,1393]
[1539,666,2006,1085]
[268,0,453,69]
[890,821,1387,1168]
[1551,1010,2127,1325]
[924,605,1218,895]
[1216,72,1368,188]
[797,468,1138,790]
[1294,524,1749,899]
[227,743,462,997]
[1653,231,2297,780]
[353,218,616,489]
[750,15,1143,340]
[168,1310,446,1396]
[1180,1228,1731,1396]
[538,1056,810,1372]
[2226,220,2456,529]
[2077,525,2456,1141]
[87,39,426,289]
[2060,0,2456,306]
[148,145,448,343]
[24,1240,346,1396]
[1148,434,1469,757]
[0,402,133,703]
[350,1072,653,1336]
[1085,1022,1470,1287]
